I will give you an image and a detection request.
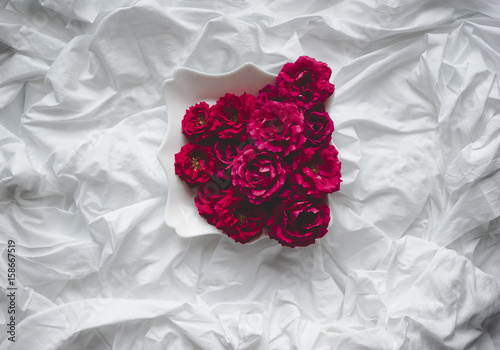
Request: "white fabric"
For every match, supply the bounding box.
[1,0,500,349]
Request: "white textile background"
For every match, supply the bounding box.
[1,0,500,349]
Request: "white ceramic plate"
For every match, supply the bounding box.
[157,63,276,238]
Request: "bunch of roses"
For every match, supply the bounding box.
[174,56,341,247]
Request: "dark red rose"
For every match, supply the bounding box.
[213,137,250,179]
[174,142,216,188]
[268,191,330,247]
[292,145,341,198]
[194,184,227,225]
[181,102,217,141]
[247,101,306,156]
[212,93,258,139]
[257,84,281,105]
[231,144,287,204]
[303,106,334,146]
[276,56,335,109]
[215,188,266,243]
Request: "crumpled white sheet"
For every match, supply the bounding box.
[1,0,500,349]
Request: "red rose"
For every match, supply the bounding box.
[303,106,334,146]
[174,142,216,188]
[215,188,266,243]
[292,145,341,198]
[181,101,217,141]
[276,56,335,109]
[212,93,258,139]
[213,138,248,179]
[268,191,330,247]
[194,184,227,225]
[231,144,287,204]
[247,101,306,156]
[257,84,281,105]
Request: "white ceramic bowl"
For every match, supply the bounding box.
[157,62,337,241]
[157,63,276,238]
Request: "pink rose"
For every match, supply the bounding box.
[247,101,306,156]
[231,144,287,204]
[303,106,334,146]
[276,56,335,109]
[174,142,216,188]
[292,145,341,198]
[212,93,258,139]
[181,101,217,141]
[216,188,267,243]
[268,191,330,247]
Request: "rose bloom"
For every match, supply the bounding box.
[215,188,266,243]
[247,101,306,156]
[181,101,217,141]
[211,93,258,139]
[194,184,227,226]
[213,137,249,179]
[174,142,216,188]
[303,106,334,146]
[231,144,287,204]
[257,84,281,105]
[292,145,341,198]
[268,191,330,247]
[276,56,335,109]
